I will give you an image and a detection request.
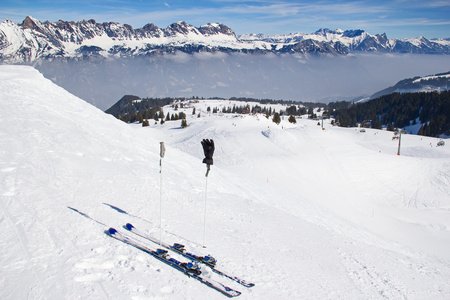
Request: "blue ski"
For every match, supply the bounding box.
[107,228,241,297]
[124,223,255,288]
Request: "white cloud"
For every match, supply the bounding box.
[424,0,450,7]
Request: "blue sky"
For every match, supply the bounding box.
[1,0,449,38]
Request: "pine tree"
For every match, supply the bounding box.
[288,115,296,124]
[308,107,314,119]
[286,105,297,115]
[272,112,281,125]
[181,119,188,128]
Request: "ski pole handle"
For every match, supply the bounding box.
[160,141,166,158]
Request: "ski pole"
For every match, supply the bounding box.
[200,139,214,247]
[203,171,209,248]
[159,142,165,246]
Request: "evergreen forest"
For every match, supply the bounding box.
[332,91,449,137]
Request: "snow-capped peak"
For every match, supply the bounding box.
[1,17,450,63]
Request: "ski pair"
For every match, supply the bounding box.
[107,227,241,298]
[124,223,255,288]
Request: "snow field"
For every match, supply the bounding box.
[1,65,450,299]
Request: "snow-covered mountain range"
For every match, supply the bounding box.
[241,29,450,54]
[1,16,450,63]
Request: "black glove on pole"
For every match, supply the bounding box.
[201,139,214,177]
[201,139,214,247]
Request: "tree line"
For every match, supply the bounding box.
[105,92,449,137]
[332,91,450,137]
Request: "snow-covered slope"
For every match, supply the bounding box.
[1,65,450,299]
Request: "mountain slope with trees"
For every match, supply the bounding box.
[105,96,323,125]
[370,71,450,99]
[332,91,450,137]
[105,95,175,124]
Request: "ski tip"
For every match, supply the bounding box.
[125,223,134,230]
[225,289,242,297]
[108,227,118,235]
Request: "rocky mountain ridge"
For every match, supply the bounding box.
[1,16,450,63]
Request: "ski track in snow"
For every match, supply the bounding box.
[1,65,450,299]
